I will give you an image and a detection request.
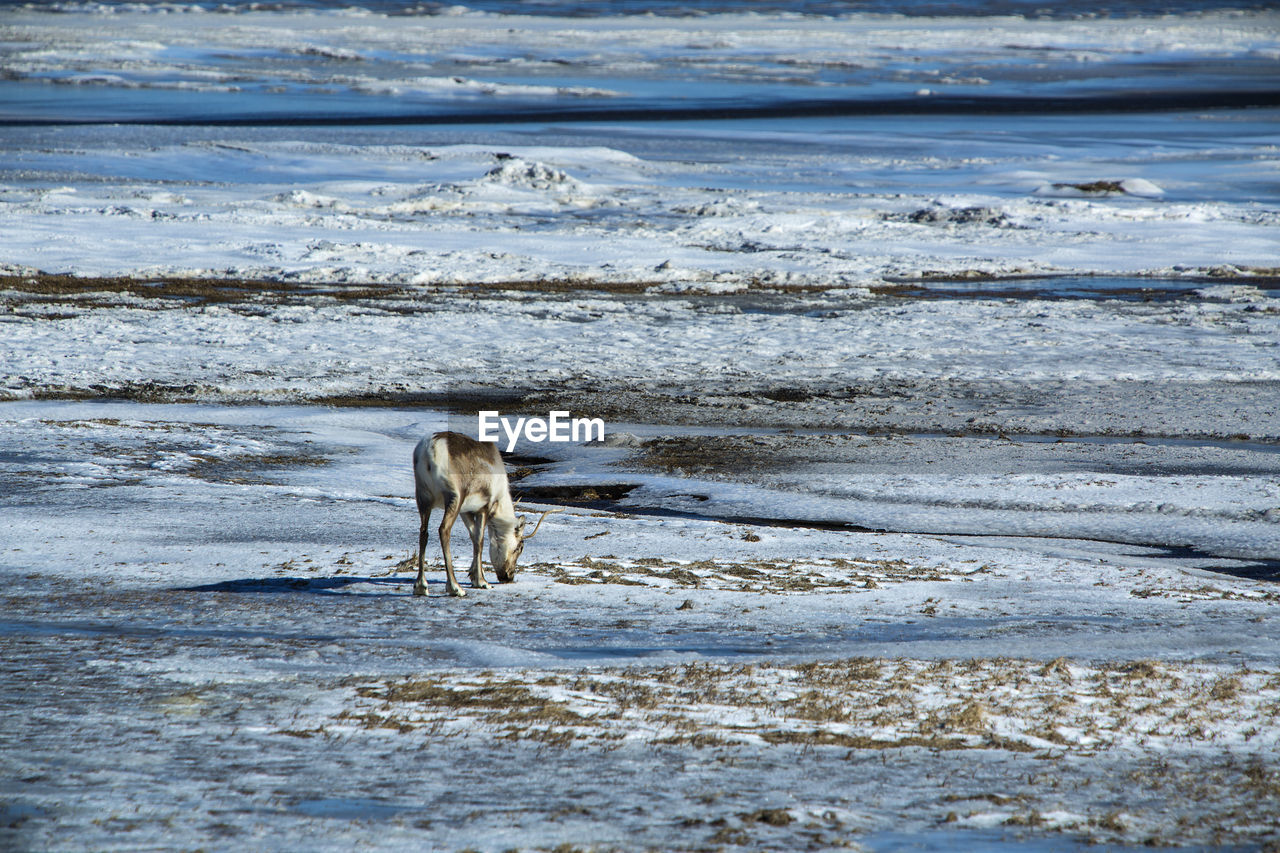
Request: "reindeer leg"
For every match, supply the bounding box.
[413,507,431,596]
[438,495,466,598]
[460,512,480,583]
[471,512,490,589]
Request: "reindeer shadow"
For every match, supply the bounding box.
[176,575,420,597]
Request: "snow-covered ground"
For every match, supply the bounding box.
[2,133,1278,286]
[2,401,1279,850]
[2,3,1279,850]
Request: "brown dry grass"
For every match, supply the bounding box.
[1,271,837,313]
[0,272,400,308]
[331,656,1280,766]
[528,555,962,593]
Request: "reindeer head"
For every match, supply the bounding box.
[492,506,563,583]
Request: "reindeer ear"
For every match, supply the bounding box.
[517,516,530,538]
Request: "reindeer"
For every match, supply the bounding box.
[411,431,561,597]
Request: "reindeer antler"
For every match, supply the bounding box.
[520,506,565,540]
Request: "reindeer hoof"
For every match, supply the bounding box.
[447,585,467,598]
[412,583,429,597]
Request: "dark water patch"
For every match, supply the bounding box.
[875,274,1280,302]
[314,388,533,412]
[503,451,556,467]
[11,89,1280,128]
[515,483,639,507]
